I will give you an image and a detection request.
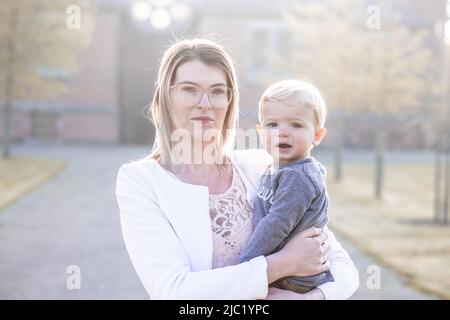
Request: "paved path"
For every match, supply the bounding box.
[337,236,436,299]
[0,145,438,299]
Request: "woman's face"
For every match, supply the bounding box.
[169,59,230,143]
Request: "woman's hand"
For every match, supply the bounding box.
[285,227,331,277]
[264,287,325,300]
[266,227,331,283]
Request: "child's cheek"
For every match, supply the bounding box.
[297,131,314,150]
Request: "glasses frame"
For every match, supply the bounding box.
[170,83,235,109]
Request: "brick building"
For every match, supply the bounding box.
[2,0,446,148]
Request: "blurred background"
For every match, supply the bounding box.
[0,0,449,299]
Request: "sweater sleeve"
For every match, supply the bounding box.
[240,170,317,261]
[317,226,360,300]
[115,163,269,300]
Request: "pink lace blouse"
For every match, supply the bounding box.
[209,165,254,269]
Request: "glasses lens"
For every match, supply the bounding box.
[208,87,233,109]
[174,84,233,108]
[177,84,202,106]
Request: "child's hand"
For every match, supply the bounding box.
[264,287,325,300]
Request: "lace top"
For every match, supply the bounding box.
[209,165,254,269]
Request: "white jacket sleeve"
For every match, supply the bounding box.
[317,226,360,300]
[115,164,269,300]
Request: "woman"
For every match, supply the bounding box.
[115,38,359,300]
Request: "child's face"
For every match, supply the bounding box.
[258,97,326,166]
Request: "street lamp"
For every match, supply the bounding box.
[131,1,152,21]
[130,0,191,30]
[151,8,172,29]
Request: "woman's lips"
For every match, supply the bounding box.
[191,117,213,124]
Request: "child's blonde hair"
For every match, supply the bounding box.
[259,80,327,128]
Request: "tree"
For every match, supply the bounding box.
[275,0,373,182]
[361,2,434,199]
[0,0,93,157]
[276,0,435,197]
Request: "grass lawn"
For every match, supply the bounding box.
[326,163,450,299]
[0,157,67,212]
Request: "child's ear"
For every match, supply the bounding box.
[255,124,262,132]
[313,127,327,146]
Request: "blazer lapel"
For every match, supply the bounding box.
[153,168,213,271]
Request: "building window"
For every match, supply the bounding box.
[248,19,291,82]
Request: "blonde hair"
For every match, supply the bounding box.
[147,39,239,168]
[259,80,327,128]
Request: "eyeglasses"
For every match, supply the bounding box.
[170,83,234,109]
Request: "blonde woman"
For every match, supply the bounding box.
[115,39,359,300]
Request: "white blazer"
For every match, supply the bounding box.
[115,149,359,299]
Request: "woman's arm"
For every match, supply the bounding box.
[316,226,360,300]
[116,163,269,299]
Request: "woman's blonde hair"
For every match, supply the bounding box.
[147,38,239,169]
[259,80,327,128]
